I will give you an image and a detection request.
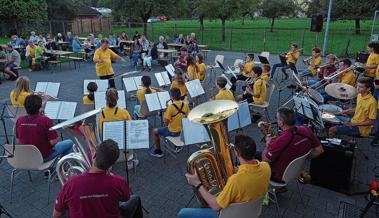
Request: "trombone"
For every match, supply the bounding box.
[310,65,356,90]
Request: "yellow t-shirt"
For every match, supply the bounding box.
[98,106,132,136]
[187,65,201,80]
[376,65,379,80]
[27,46,35,58]
[197,63,207,81]
[10,90,30,107]
[215,88,234,101]
[286,51,300,64]
[171,81,187,97]
[93,48,118,77]
[216,162,271,209]
[308,56,322,76]
[340,70,356,87]
[163,100,190,132]
[261,72,270,84]
[351,93,377,136]
[136,87,156,105]
[366,53,379,77]
[253,78,266,105]
[242,61,254,77]
[82,95,94,105]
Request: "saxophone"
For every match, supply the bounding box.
[187,100,239,207]
[50,109,101,184]
[257,121,276,137]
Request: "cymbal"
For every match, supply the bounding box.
[325,83,357,100]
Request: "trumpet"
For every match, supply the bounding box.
[317,62,338,71]
[285,48,303,58]
[303,56,312,66]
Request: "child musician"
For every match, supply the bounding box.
[214,76,234,101]
[83,82,98,105]
[236,66,266,105]
[171,71,188,100]
[271,43,300,79]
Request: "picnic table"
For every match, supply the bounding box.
[157,49,176,63]
[167,43,186,49]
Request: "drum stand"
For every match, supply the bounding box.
[0,202,13,218]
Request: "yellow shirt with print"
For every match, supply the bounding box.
[82,95,94,105]
[93,48,118,77]
[215,88,234,101]
[163,100,189,133]
[171,81,187,97]
[308,56,322,76]
[286,51,300,64]
[10,91,30,107]
[197,63,207,81]
[187,65,201,80]
[367,53,379,77]
[340,70,356,87]
[98,106,132,137]
[351,93,377,136]
[216,162,271,209]
[242,61,254,77]
[253,78,266,105]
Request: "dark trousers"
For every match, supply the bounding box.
[271,62,298,78]
[99,75,115,89]
[120,195,143,218]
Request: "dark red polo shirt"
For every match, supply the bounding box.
[16,114,58,158]
[265,126,320,181]
[55,172,131,218]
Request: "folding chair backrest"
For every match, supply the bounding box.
[6,106,27,123]
[265,84,275,103]
[282,150,311,183]
[140,100,158,117]
[4,144,44,170]
[219,196,264,218]
[233,59,244,67]
[215,55,224,66]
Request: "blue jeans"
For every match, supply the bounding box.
[371,109,379,141]
[374,89,379,100]
[334,116,360,136]
[178,208,218,218]
[44,139,73,162]
[157,127,180,137]
[132,53,141,65]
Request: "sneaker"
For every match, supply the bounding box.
[370,140,379,147]
[175,146,183,153]
[149,148,164,158]
[148,67,152,72]
[127,159,140,170]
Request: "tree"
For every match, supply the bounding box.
[260,0,297,32]
[47,0,78,20]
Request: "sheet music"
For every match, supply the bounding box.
[35,82,46,93]
[45,82,60,98]
[145,93,161,112]
[185,79,205,98]
[165,64,175,76]
[155,73,166,87]
[221,74,232,90]
[44,101,61,119]
[123,77,138,92]
[238,101,251,128]
[83,80,108,95]
[117,91,126,108]
[133,76,143,89]
[182,118,210,145]
[227,111,239,132]
[126,120,149,149]
[58,102,77,120]
[157,91,171,110]
[161,71,171,85]
[94,90,126,109]
[102,121,125,149]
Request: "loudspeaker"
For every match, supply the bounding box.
[310,14,323,32]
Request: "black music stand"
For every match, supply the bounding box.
[279,55,287,65]
[216,60,227,72]
[258,56,270,65]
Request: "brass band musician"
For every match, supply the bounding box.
[305,54,337,88]
[366,42,379,78]
[299,47,321,78]
[236,66,266,104]
[270,43,300,80]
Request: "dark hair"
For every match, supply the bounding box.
[368,42,379,54]
[94,139,120,170]
[277,107,296,126]
[312,47,321,53]
[234,134,256,160]
[105,88,118,108]
[175,71,185,84]
[196,53,204,64]
[357,77,374,93]
[101,38,109,44]
[24,95,42,115]
[217,76,227,88]
[252,66,262,76]
[291,43,298,48]
[180,46,187,52]
[170,88,181,100]
[263,64,271,72]
[340,58,352,67]
[141,76,152,94]
[87,82,98,101]
[187,55,199,72]
[247,53,254,60]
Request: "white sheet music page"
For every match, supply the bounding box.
[96,80,109,92]
[133,76,143,89]
[155,73,166,87]
[117,91,126,108]
[227,111,239,132]
[45,82,60,98]
[165,64,175,76]
[44,101,61,119]
[182,118,210,145]
[157,91,171,110]
[83,80,96,95]
[221,74,232,90]
[126,120,149,149]
[102,121,125,149]
[58,102,77,120]
[145,93,161,112]
[35,82,47,94]
[238,101,251,128]
[185,79,205,98]
[123,77,138,92]
[94,91,106,109]
[161,71,171,85]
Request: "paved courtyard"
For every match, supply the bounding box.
[0,50,378,218]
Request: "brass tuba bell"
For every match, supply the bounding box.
[187,100,238,207]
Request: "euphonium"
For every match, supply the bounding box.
[187,100,238,207]
[50,109,101,185]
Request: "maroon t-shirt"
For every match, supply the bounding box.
[265,126,320,180]
[16,114,58,158]
[55,172,131,218]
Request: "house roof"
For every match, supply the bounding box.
[79,5,101,16]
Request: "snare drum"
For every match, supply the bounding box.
[319,104,342,114]
[321,112,341,124]
[307,88,324,104]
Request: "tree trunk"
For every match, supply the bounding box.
[143,22,147,36]
[221,18,226,41]
[355,18,361,35]
[270,17,275,32]
[242,16,245,25]
[199,15,204,31]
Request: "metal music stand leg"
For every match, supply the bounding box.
[0,202,13,218]
[185,194,196,208]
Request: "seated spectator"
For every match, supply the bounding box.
[118,31,129,54]
[38,33,46,45]
[35,41,48,69]
[10,35,22,48]
[25,40,36,70]
[55,33,65,43]
[45,37,58,61]
[130,39,142,67]
[94,34,103,49]
[133,31,140,41]
[10,76,31,106]
[143,41,154,71]
[151,36,168,67]
[108,33,117,46]
[175,34,185,45]
[4,44,21,80]
[187,33,199,56]
[72,35,83,53]
[139,35,149,52]
[84,34,95,59]
[0,46,6,68]
[16,95,74,162]
[174,47,189,72]
[29,31,39,43]
[65,32,73,47]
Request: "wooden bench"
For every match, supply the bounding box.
[48,60,62,72]
[201,49,211,60]
[67,56,83,69]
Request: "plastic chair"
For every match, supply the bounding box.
[218,196,264,218]
[162,131,185,160]
[249,84,276,122]
[4,144,58,203]
[269,150,311,218]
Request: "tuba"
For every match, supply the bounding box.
[187,100,238,207]
[50,109,101,185]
